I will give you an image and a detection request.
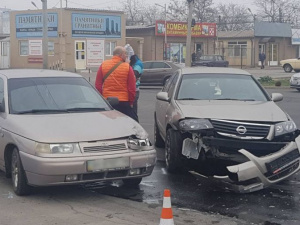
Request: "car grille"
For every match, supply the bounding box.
[83,143,127,153]
[210,119,271,139]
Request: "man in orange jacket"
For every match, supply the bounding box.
[95,46,137,121]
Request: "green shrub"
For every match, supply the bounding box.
[258,76,273,83]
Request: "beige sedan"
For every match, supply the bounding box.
[280,58,300,72]
[0,69,156,196]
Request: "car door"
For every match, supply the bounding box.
[0,75,6,169]
[156,73,179,138]
[146,62,173,85]
[140,62,152,84]
[214,56,223,67]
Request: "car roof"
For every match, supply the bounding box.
[181,67,251,75]
[0,69,82,79]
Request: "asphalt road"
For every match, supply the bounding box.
[116,87,300,225]
[0,85,299,225]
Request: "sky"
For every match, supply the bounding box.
[1,0,257,11]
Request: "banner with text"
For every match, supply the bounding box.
[87,39,105,66]
[72,13,121,38]
[16,13,58,38]
[155,21,216,38]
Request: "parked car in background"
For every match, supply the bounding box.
[0,69,156,196]
[290,73,300,91]
[192,55,229,67]
[280,58,300,72]
[141,61,180,85]
[154,67,300,193]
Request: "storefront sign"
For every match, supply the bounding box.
[292,29,300,45]
[16,13,58,38]
[156,21,216,37]
[72,13,121,38]
[29,40,42,56]
[87,39,105,66]
[28,57,43,63]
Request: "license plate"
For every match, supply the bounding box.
[266,149,300,174]
[87,157,130,172]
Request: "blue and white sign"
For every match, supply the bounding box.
[72,13,121,38]
[16,13,58,38]
[292,29,300,45]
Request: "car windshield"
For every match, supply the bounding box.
[177,74,269,101]
[8,77,111,114]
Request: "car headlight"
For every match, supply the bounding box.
[35,143,81,154]
[275,121,297,136]
[127,136,152,151]
[179,119,213,131]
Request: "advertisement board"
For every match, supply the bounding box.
[16,13,58,38]
[87,39,105,66]
[72,13,121,38]
[29,40,42,55]
[292,29,300,45]
[156,20,216,38]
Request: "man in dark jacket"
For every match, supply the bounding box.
[259,52,266,69]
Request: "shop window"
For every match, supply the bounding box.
[48,42,54,56]
[105,42,116,56]
[19,40,29,56]
[228,41,247,57]
[1,42,8,56]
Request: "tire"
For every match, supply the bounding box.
[11,148,31,196]
[297,88,300,92]
[165,128,183,173]
[294,69,300,73]
[154,116,165,148]
[284,64,293,73]
[122,178,142,187]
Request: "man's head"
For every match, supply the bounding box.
[113,46,127,62]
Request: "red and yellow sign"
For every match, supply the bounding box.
[155,20,216,37]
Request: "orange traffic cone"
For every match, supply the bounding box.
[159,189,175,225]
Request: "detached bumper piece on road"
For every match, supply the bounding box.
[187,136,300,193]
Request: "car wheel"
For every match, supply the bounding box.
[11,148,31,196]
[154,116,165,148]
[122,178,142,187]
[165,128,183,173]
[297,88,300,92]
[284,64,293,73]
[294,69,300,73]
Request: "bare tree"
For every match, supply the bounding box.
[193,0,216,22]
[142,5,165,25]
[217,3,252,31]
[254,0,300,24]
[167,0,188,21]
[122,0,144,25]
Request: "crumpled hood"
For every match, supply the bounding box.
[4,110,147,143]
[176,100,288,122]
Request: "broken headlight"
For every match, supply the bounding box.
[179,119,213,132]
[275,121,297,136]
[127,136,152,151]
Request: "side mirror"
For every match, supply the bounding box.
[271,93,283,102]
[156,92,169,102]
[107,97,119,107]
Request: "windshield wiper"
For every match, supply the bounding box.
[178,98,203,100]
[16,109,69,114]
[215,98,256,101]
[66,107,107,112]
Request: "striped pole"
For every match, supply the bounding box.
[159,189,174,225]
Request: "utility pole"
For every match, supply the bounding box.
[41,0,48,69]
[185,0,194,67]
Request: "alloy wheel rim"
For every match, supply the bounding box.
[12,155,18,188]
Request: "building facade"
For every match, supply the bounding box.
[10,8,126,71]
[126,21,217,63]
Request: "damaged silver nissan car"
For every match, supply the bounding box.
[154,67,300,193]
[0,69,156,196]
